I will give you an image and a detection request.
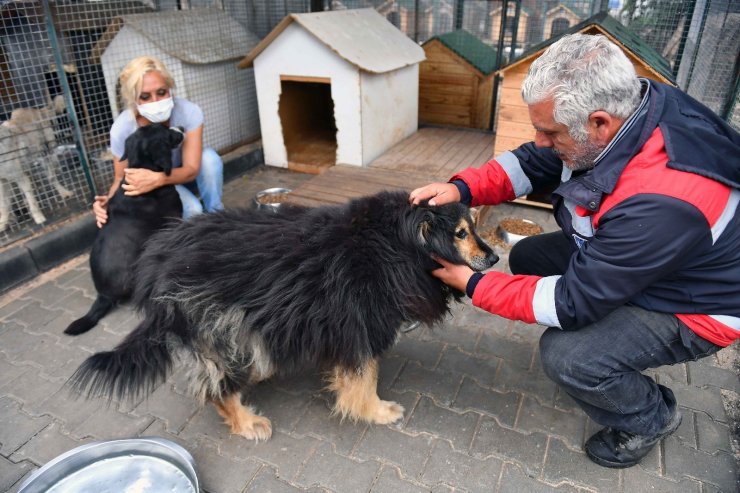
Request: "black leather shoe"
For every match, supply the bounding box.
[585,409,682,468]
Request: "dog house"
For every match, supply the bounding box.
[420,29,498,129]
[92,8,261,153]
[494,12,675,158]
[238,8,425,173]
[493,12,675,207]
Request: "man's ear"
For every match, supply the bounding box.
[588,110,623,146]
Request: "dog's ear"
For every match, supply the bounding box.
[168,127,184,148]
[415,209,436,246]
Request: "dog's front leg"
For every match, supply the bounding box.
[328,358,404,425]
[0,180,10,230]
[16,172,46,225]
[211,392,272,441]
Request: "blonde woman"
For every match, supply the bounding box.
[93,56,223,227]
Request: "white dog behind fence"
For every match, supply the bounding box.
[0,96,73,232]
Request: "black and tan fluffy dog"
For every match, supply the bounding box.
[64,124,183,336]
[69,190,497,440]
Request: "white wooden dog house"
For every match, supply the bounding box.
[94,9,260,153]
[238,8,425,172]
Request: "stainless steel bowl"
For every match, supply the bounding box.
[19,437,199,493]
[496,219,542,245]
[254,187,292,212]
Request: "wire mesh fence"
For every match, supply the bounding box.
[0,0,737,249]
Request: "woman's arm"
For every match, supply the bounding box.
[92,157,127,228]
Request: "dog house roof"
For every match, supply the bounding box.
[91,8,259,65]
[238,8,425,74]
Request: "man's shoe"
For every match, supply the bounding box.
[585,410,682,468]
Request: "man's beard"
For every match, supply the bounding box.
[554,139,606,171]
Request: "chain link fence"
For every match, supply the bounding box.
[1,0,737,249]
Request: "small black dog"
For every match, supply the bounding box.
[69,190,497,441]
[64,124,183,335]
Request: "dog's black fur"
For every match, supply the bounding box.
[69,190,497,438]
[64,124,184,336]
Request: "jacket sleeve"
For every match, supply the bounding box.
[451,143,563,207]
[471,195,712,329]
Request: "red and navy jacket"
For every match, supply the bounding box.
[452,80,740,347]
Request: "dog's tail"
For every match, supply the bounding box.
[64,294,115,336]
[67,313,174,402]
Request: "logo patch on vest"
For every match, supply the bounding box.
[572,234,588,249]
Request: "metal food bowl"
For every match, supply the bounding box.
[254,187,292,211]
[496,218,543,245]
[18,437,199,493]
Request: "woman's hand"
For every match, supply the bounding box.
[121,168,164,196]
[409,182,460,206]
[92,195,109,228]
[431,255,474,292]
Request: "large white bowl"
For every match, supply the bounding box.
[18,437,199,493]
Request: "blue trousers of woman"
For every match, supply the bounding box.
[509,231,721,437]
[175,147,224,219]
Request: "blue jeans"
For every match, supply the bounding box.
[510,232,721,436]
[175,148,224,219]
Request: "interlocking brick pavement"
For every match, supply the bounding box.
[0,165,737,492]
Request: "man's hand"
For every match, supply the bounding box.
[122,168,165,196]
[409,182,460,206]
[431,255,475,292]
[92,195,109,228]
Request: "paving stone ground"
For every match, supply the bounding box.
[0,165,738,492]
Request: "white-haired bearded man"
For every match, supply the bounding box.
[411,33,740,468]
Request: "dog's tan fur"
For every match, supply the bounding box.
[327,359,405,425]
[0,97,71,230]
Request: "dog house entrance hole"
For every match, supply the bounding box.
[278,77,337,173]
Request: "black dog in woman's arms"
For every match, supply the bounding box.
[64,124,184,336]
[68,190,497,440]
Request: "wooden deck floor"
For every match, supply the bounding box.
[287,127,494,207]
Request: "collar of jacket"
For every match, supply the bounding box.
[553,79,655,213]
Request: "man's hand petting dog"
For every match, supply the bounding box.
[431,254,475,292]
[122,168,165,196]
[409,182,461,206]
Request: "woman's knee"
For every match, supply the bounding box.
[200,148,223,180]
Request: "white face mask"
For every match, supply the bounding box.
[137,97,174,123]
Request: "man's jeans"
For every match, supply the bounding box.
[510,231,721,436]
[176,147,224,219]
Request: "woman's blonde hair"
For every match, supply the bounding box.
[118,56,175,112]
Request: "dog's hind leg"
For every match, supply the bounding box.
[328,358,404,425]
[45,153,73,199]
[64,294,115,335]
[15,172,46,224]
[211,392,272,442]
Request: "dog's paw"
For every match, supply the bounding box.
[371,400,404,424]
[31,211,46,224]
[230,414,273,442]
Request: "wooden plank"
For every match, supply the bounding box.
[280,75,331,84]
[499,86,527,106]
[497,120,536,141]
[497,104,531,124]
[287,128,499,207]
[432,130,488,177]
[438,130,493,176]
[371,128,440,167]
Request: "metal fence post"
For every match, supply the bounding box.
[42,0,98,199]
